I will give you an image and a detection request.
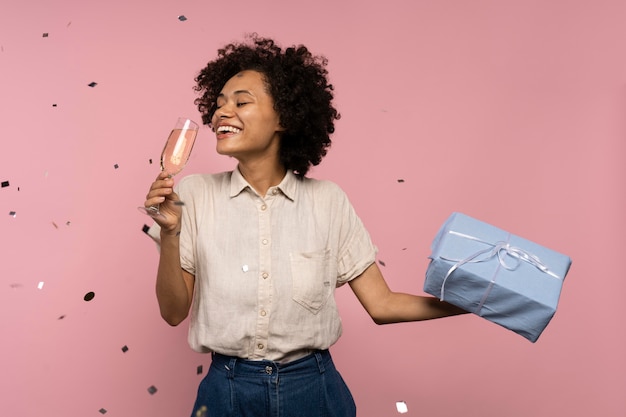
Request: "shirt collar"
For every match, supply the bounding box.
[229,166,297,201]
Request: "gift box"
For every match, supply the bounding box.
[424,212,571,342]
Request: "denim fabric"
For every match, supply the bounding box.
[190,350,356,417]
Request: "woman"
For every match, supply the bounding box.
[144,35,466,417]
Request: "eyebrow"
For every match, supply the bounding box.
[217,90,255,99]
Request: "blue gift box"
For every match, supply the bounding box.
[424,212,571,342]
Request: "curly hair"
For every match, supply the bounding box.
[194,34,340,178]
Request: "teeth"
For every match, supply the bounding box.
[217,125,241,133]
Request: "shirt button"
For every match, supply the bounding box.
[260,204,267,211]
[260,310,266,316]
[262,272,269,279]
[257,343,264,350]
[272,189,278,195]
[262,239,268,245]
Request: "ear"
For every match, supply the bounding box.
[275,120,286,132]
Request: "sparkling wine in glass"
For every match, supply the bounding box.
[139,117,199,216]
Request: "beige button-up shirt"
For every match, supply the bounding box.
[149,168,377,362]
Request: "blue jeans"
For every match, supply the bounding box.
[190,350,356,417]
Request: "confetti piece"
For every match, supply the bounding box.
[197,365,203,375]
[66,221,71,226]
[1,180,9,187]
[9,211,16,217]
[38,282,45,290]
[242,265,249,272]
[84,291,95,301]
[52,222,58,229]
[42,33,49,37]
[142,224,150,234]
[178,15,188,21]
[99,408,107,414]
[52,104,57,107]
[10,283,23,289]
[58,315,66,320]
[121,345,129,353]
[397,179,405,183]
[379,260,386,267]
[396,401,408,413]
[147,385,158,395]
[114,163,119,169]
[88,82,98,87]
[149,158,153,164]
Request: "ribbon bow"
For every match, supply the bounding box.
[439,231,561,305]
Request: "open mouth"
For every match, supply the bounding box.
[216,125,242,134]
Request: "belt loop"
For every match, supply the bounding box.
[227,357,237,379]
[314,351,326,374]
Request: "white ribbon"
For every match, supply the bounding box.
[439,231,561,307]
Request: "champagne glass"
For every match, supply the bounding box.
[139,117,199,217]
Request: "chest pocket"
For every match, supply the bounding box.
[290,249,333,314]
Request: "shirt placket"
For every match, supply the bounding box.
[251,189,276,359]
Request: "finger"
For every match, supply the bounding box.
[144,195,166,208]
[155,170,172,180]
[148,175,174,191]
[145,185,173,200]
[146,179,175,201]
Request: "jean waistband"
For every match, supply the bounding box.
[211,350,332,378]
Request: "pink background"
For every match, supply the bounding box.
[1,1,625,416]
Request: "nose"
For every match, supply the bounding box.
[211,105,233,130]
[214,101,235,119]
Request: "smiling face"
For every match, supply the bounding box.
[211,70,284,165]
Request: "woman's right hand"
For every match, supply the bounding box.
[143,171,183,235]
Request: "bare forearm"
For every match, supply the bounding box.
[349,264,468,325]
[156,232,192,325]
[373,292,468,325]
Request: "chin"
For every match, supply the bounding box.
[216,146,239,159]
